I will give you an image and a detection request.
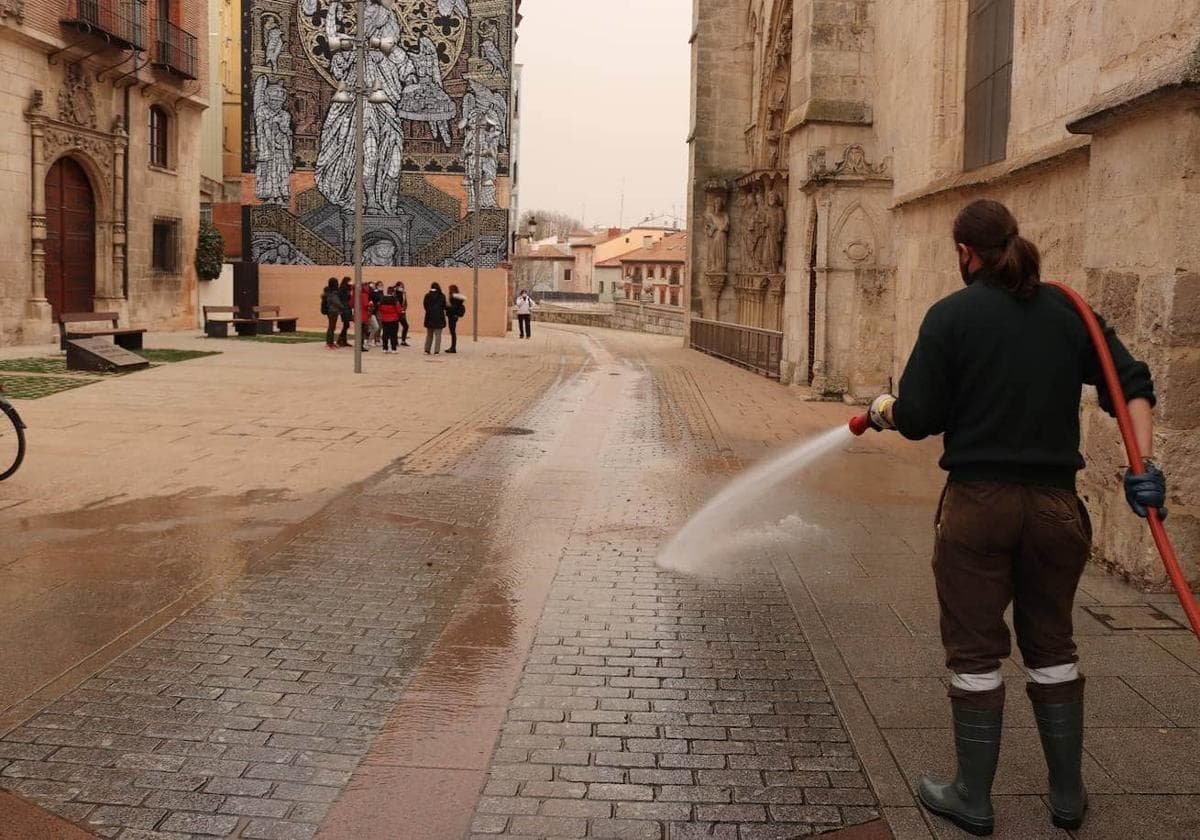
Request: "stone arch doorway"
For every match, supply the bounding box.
[44,157,97,318]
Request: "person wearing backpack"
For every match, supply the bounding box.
[514,289,536,338]
[321,277,344,349]
[446,284,467,353]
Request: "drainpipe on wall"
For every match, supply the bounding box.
[123,79,131,301]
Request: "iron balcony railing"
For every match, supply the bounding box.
[690,317,784,380]
[153,17,198,80]
[63,0,145,50]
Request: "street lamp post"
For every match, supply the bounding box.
[329,8,394,374]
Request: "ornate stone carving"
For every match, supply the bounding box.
[703,183,729,277]
[57,63,97,129]
[1,0,23,23]
[42,127,114,182]
[808,144,891,182]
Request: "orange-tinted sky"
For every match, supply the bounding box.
[514,0,691,229]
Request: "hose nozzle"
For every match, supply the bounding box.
[848,413,871,437]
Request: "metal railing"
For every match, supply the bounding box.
[63,0,144,50]
[690,317,784,380]
[153,18,198,79]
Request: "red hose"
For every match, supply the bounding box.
[1046,282,1199,639]
[848,283,1199,639]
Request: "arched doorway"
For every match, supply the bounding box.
[44,157,96,318]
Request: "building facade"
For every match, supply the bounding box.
[688,0,1200,587]
[241,0,519,270]
[0,0,208,345]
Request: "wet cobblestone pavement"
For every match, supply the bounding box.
[2,326,1197,840]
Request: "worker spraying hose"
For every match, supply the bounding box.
[850,200,1168,837]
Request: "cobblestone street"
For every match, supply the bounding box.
[1,326,1197,839]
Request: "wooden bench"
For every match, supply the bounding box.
[58,312,146,352]
[252,305,298,334]
[203,305,259,338]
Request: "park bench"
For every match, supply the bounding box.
[58,312,146,352]
[203,305,259,338]
[252,305,298,334]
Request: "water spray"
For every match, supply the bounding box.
[850,281,1200,640]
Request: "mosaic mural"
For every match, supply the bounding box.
[243,0,513,267]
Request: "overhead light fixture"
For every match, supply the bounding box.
[367,88,389,104]
[332,85,354,104]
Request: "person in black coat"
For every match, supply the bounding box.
[336,277,353,346]
[423,282,448,355]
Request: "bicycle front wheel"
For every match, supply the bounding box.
[0,407,25,481]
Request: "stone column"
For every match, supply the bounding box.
[103,122,128,307]
[27,118,50,321]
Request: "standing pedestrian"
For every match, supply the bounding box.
[321,277,343,349]
[359,280,373,352]
[369,282,384,346]
[865,199,1161,837]
[445,284,467,353]
[378,287,402,353]
[514,289,536,339]
[423,282,447,355]
[337,277,353,347]
[396,281,410,347]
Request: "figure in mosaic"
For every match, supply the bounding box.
[314,0,410,214]
[264,20,284,72]
[460,80,506,211]
[253,74,293,205]
[395,35,456,149]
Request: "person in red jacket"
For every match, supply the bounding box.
[358,282,373,352]
[377,288,402,353]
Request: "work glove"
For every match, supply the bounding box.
[1124,458,1167,520]
[867,394,897,432]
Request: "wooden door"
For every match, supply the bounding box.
[44,157,96,318]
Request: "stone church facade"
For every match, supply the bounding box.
[0,0,207,345]
[688,0,1200,587]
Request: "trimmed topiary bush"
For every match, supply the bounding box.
[195,219,225,281]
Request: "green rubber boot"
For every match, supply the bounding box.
[1033,700,1088,829]
[917,704,1002,836]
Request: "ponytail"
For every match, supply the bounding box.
[953,199,1042,300]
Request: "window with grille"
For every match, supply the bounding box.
[963,0,1014,170]
[152,219,179,272]
[149,105,169,168]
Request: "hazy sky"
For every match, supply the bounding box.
[514,0,692,230]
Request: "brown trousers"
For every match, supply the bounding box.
[934,480,1091,693]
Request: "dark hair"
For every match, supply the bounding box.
[326,277,338,290]
[448,284,459,295]
[341,276,351,285]
[952,199,1041,299]
[431,282,442,292]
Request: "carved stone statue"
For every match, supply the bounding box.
[748,190,767,272]
[762,188,786,273]
[703,190,729,276]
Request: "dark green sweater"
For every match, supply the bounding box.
[892,271,1155,489]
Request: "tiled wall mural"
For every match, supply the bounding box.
[243,0,513,267]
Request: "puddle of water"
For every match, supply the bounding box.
[657,425,853,576]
